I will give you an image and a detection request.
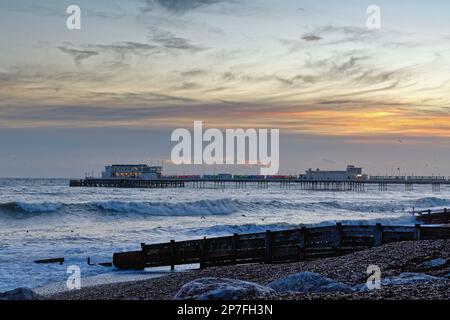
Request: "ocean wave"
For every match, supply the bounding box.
[180,215,418,238]
[234,196,450,213]
[327,197,450,213]
[91,199,237,216]
[185,222,299,237]
[304,215,418,228]
[1,196,449,218]
[0,199,237,217]
[410,197,450,208]
[0,201,62,214]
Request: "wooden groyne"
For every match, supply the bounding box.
[113,224,450,270]
[415,208,450,224]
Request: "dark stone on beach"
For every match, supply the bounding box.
[174,277,275,300]
[381,273,443,286]
[419,258,448,269]
[0,287,41,300]
[356,272,445,291]
[267,271,352,293]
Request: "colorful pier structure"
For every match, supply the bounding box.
[69,164,450,192]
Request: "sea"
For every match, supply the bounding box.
[1,178,449,293]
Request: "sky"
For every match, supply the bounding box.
[1,0,450,177]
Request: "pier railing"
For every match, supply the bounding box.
[113,224,450,270]
[69,178,185,188]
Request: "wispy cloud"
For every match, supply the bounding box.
[2,1,450,142]
[148,28,206,51]
[141,0,225,13]
[181,69,208,77]
[57,47,99,66]
[3,100,450,139]
[92,42,160,60]
[57,27,204,67]
[301,34,322,42]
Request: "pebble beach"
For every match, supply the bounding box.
[48,239,450,300]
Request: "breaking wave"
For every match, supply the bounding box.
[411,197,450,208]
[185,216,419,237]
[0,199,237,217]
[0,201,62,214]
[1,196,449,219]
[233,196,450,213]
[91,199,237,216]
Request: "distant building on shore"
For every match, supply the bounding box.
[101,164,162,180]
[300,165,366,181]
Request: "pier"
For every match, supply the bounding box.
[70,164,450,192]
[70,176,450,192]
[113,223,450,270]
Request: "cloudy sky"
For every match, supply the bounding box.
[1,0,450,177]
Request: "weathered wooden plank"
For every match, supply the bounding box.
[271,245,306,259]
[270,230,303,245]
[341,236,374,246]
[236,233,266,241]
[34,257,65,265]
[236,238,266,250]
[421,227,450,239]
[307,226,337,234]
[341,225,376,232]
[342,227,377,237]
[382,232,414,243]
[305,232,338,243]
[113,251,144,270]
[382,226,415,233]
[235,247,265,260]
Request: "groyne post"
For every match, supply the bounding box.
[414,224,421,241]
[298,227,306,260]
[199,237,207,269]
[374,223,383,246]
[169,240,176,271]
[264,230,272,264]
[335,223,343,249]
[232,233,239,264]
